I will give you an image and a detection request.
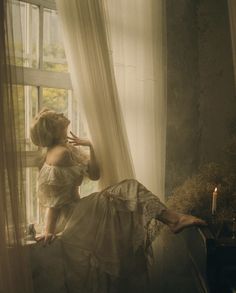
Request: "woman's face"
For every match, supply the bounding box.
[56,113,70,127]
[54,112,70,139]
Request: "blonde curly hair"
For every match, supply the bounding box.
[30,108,68,147]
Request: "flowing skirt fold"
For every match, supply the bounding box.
[60,179,166,293]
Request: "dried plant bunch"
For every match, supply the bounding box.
[166,135,236,221]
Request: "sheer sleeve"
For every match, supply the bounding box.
[38,163,88,208]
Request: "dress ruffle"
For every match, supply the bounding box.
[38,163,88,208]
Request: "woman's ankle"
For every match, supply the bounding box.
[158,212,207,234]
[157,209,180,225]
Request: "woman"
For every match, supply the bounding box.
[30,108,206,293]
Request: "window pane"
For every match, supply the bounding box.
[76,102,98,197]
[12,85,25,142]
[43,9,68,72]
[12,1,39,68]
[80,180,98,198]
[25,86,38,150]
[26,167,39,224]
[41,88,69,114]
[12,85,38,151]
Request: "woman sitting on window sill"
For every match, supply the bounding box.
[30,108,206,293]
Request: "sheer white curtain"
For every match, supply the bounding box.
[56,0,135,190]
[107,0,166,199]
[56,0,166,199]
[0,1,33,292]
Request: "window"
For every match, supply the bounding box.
[11,0,91,227]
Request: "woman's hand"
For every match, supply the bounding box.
[68,131,100,180]
[67,131,91,147]
[35,232,57,246]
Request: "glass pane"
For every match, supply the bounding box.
[25,86,38,150]
[76,102,98,196]
[43,9,68,72]
[12,1,39,68]
[12,85,25,143]
[41,87,69,114]
[12,85,38,150]
[80,180,98,198]
[26,167,39,224]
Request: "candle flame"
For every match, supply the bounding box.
[214,187,217,192]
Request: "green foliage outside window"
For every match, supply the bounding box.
[42,88,68,114]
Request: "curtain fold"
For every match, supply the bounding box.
[56,0,166,200]
[0,1,33,292]
[106,0,167,199]
[56,0,135,189]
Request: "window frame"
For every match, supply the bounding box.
[14,0,74,225]
[15,0,73,167]
[15,0,96,225]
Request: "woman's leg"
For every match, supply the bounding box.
[157,210,207,233]
[110,179,207,233]
[133,179,207,233]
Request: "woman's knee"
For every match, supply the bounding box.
[122,178,140,186]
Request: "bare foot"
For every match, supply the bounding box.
[168,214,207,234]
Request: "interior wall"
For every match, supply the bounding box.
[157,1,236,292]
[165,0,236,196]
[165,0,200,196]
[198,0,236,165]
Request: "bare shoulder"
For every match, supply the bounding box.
[46,145,74,166]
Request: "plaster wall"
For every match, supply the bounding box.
[165,0,200,195]
[160,1,236,292]
[198,0,236,165]
[165,0,236,196]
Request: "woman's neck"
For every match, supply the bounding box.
[47,139,68,150]
[58,139,68,146]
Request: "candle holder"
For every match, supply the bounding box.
[211,211,217,224]
[208,212,224,239]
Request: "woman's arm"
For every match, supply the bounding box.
[67,131,100,180]
[35,207,60,245]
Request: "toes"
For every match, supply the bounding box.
[194,218,207,226]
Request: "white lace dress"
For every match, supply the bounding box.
[38,146,167,293]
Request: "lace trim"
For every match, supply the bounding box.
[38,163,88,186]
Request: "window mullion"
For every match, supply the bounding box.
[26,3,30,67]
[21,0,56,10]
[38,86,43,111]
[39,4,44,69]
[25,86,30,144]
[17,0,78,227]
[14,66,72,89]
[68,90,73,128]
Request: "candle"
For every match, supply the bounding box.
[212,187,218,215]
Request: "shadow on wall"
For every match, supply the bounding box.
[165,0,236,196]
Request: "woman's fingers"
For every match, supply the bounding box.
[44,234,56,245]
[35,235,44,242]
[50,235,57,243]
[195,218,207,226]
[67,136,80,143]
[70,131,77,138]
[43,236,52,246]
[67,139,80,146]
[67,134,90,146]
[35,234,56,246]
[67,136,76,140]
